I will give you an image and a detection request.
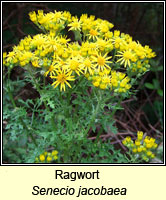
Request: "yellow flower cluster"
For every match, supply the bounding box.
[87,69,131,93]
[4,10,156,92]
[116,41,155,68]
[29,10,72,36]
[3,52,7,65]
[35,150,58,163]
[110,71,131,93]
[122,131,158,162]
[130,60,150,74]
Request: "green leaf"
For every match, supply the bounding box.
[157,89,163,97]
[152,79,160,89]
[151,65,163,72]
[44,112,54,121]
[108,122,118,134]
[145,82,154,89]
[157,66,163,71]
[91,123,96,132]
[73,30,82,41]
[47,100,55,109]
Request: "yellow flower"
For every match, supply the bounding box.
[122,136,132,146]
[96,38,110,51]
[39,154,45,162]
[31,58,39,68]
[146,151,152,157]
[68,18,82,31]
[29,11,37,23]
[88,28,99,40]
[47,156,52,162]
[144,136,151,143]
[32,34,46,50]
[102,74,111,85]
[63,11,72,22]
[137,147,143,153]
[104,31,113,40]
[44,64,57,77]
[99,83,107,90]
[116,50,134,67]
[114,30,120,37]
[67,56,83,76]
[111,37,125,49]
[93,81,100,87]
[151,153,155,159]
[6,51,17,63]
[80,15,95,32]
[135,139,141,146]
[92,53,112,71]
[126,136,131,143]
[153,143,158,149]
[122,131,157,162]
[57,35,71,46]
[3,52,7,65]
[144,45,156,58]
[81,58,95,75]
[51,69,75,91]
[137,131,143,140]
[52,150,58,156]
[53,155,58,160]
[146,143,152,149]
[98,20,113,33]
[132,148,137,153]
[52,11,65,23]
[122,139,127,146]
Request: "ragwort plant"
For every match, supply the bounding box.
[122,131,158,163]
[3,10,156,163]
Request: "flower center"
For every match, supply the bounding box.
[57,74,66,83]
[89,29,98,36]
[70,60,79,70]
[97,56,105,66]
[84,59,91,67]
[72,21,80,28]
[123,51,132,60]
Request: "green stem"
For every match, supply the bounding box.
[130,154,138,163]
[94,127,104,144]
[43,76,46,88]
[66,75,85,118]
[84,89,102,136]
[20,119,37,146]
[7,85,16,108]
[27,67,56,130]
[112,49,117,63]
[7,68,16,107]
[94,95,123,143]
[109,95,123,120]
[127,150,140,163]
[67,75,84,103]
